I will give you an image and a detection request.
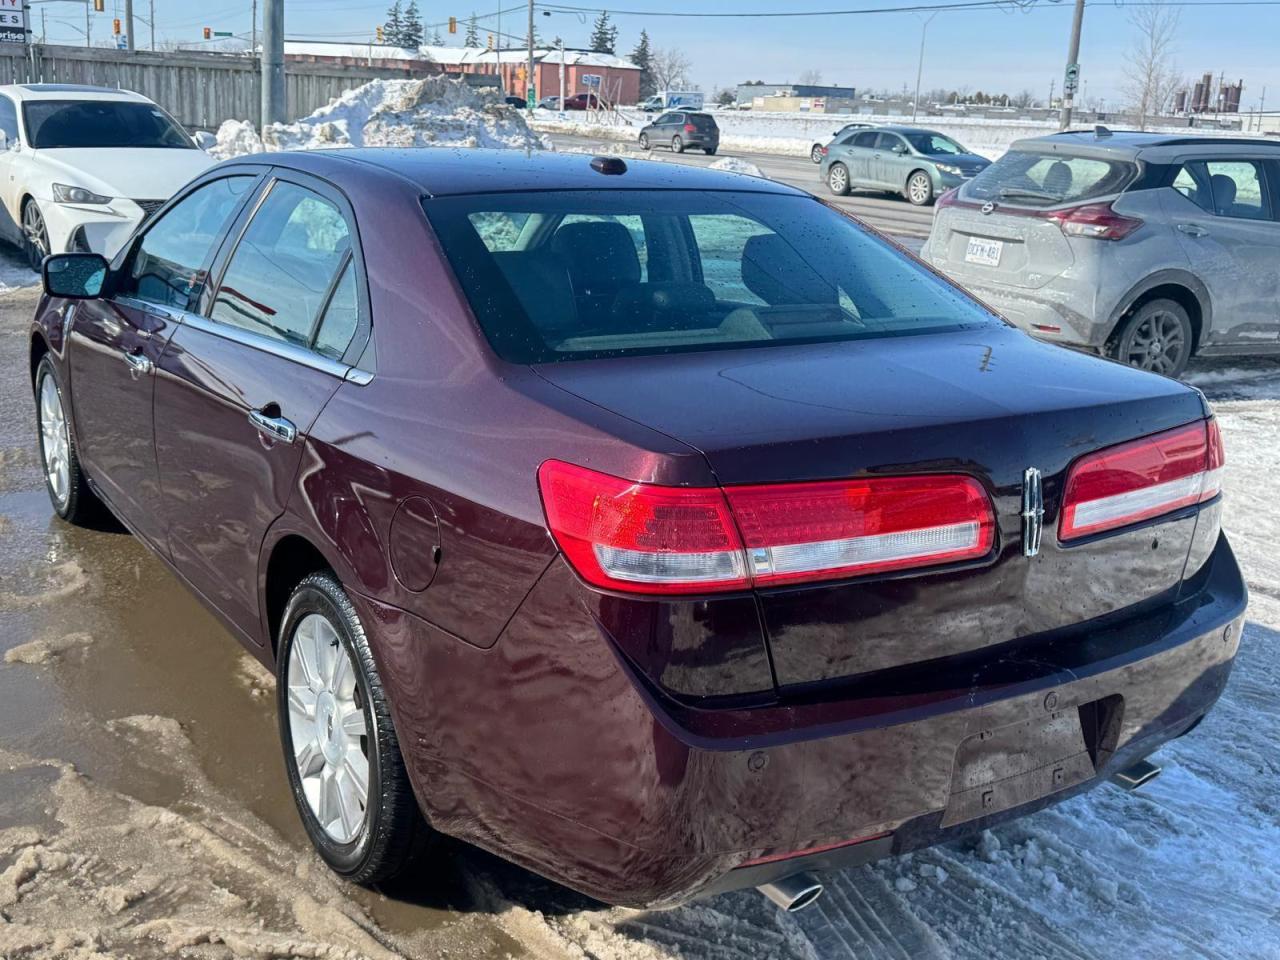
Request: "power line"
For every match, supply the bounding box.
[540,0,1280,14]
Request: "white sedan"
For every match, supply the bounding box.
[0,84,214,270]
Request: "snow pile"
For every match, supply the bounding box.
[709,156,767,178]
[208,77,548,160]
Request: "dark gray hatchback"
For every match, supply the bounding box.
[639,110,720,155]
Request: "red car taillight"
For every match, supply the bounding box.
[538,461,995,595]
[820,145,829,157]
[683,123,697,133]
[1046,201,1144,240]
[1059,419,1224,541]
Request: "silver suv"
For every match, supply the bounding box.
[922,130,1280,377]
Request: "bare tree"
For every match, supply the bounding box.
[650,47,692,92]
[1122,0,1182,129]
[797,69,824,86]
[1012,88,1036,109]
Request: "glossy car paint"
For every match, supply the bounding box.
[29,148,1246,907]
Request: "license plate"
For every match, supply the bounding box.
[964,236,1003,266]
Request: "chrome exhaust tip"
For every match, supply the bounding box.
[758,872,825,912]
[1110,759,1162,791]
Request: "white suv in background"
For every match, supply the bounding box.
[0,84,214,270]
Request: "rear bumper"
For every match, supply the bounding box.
[365,534,1246,908]
[939,274,1104,347]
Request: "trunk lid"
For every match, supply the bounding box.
[536,329,1209,686]
[928,201,1077,291]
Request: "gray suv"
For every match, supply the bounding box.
[922,130,1280,377]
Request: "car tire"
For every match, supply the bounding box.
[23,199,50,272]
[1110,298,1194,378]
[906,171,934,206]
[704,147,717,156]
[35,355,101,525]
[827,163,851,196]
[277,571,433,885]
[811,144,824,164]
[671,135,684,154]
[639,133,650,150]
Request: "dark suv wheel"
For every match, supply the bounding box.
[277,571,433,884]
[1111,298,1193,378]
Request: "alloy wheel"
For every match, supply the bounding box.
[639,133,649,149]
[38,373,70,509]
[811,145,824,163]
[23,202,49,271]
[672,135,684,154]
[908,172,933,205]
[286,612,371,845]
[1125,311,1188,375]
[828,164,849,194]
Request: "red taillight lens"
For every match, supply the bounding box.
[539,461,995,595]
[820,145,829,156]
[1059,419,1223,541]
[1048,202,1143,240]
[683,123,697,133]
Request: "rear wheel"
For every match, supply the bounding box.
[671,135,684,154]
[906,170,934,206]
[811,144,824,164]
[35,356,100,525]
[827,163,850,196]
[639,132,650,150]
[23,200,49,272]
[278,571,432,884]
[704,147,717,156]
[1110,299,1193,378]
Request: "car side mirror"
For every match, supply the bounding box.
[43,253,109,300]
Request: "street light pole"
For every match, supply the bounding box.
[1058,0,1085,130]
[262,0,285,129]
[911,11,937,123]
[124,0,134,49]
[526,0,535,113]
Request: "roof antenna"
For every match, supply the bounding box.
[1094,124,1112,139]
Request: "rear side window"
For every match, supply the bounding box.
[210,180,351,348]
[424,189,999,364]
[962,151,1136,206]
[128,175,254,309]
[1173,160,1270,220]
[851,131,878,148]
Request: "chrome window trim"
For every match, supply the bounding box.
[180,312,372,382]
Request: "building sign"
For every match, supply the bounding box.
[0,0,27,45]
[581,73,602,88]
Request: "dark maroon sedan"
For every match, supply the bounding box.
[29,149,1245,911]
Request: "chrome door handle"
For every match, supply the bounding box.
[1177,223,1209,237]
[249,408,297,444]
[122,350,153,378]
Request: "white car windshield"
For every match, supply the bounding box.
[23,100,193,150]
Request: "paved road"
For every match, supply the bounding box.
[546,131,938,239]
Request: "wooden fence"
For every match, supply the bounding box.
[0,43,450,130]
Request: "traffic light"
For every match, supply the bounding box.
[112,18,120,34]
[448,16,457,34]
[375,24,384,42]
[93,0,104,11]
[202,26,211,39]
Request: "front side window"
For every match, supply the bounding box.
[877,133,907,153]
[425,189,999,364]
[23,99,193,149]
[902,132,965,156]
[128,175,254,309]
[962,150,1136,207]
[210,181,351,348]
[1175,160,1269,220]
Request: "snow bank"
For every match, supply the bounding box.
[708,156,767,179]
[208,76,548,160]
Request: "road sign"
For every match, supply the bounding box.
[526,87,536,110]
[0,0,25,46]
[1064,63,1080,97]
[581,73,602,88]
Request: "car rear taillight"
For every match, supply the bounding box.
[683,123,697,133]
[1047,202,1143,240]
[935,187,959,210]
[1059,419,1223,541]
[820,145,829,157]
[538,461,995,595]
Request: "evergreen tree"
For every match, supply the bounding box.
[465,13,480,48]
[401,0,424,46]
[629,29,655,99]
[384,0,404,44]
[589,10,617,53]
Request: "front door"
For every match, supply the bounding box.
[1166,158,1280,347]
[66,172,259,547]
[154,172,366,640]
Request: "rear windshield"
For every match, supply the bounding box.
[961,150,1136,207]
[424,189,999,364]
[23,99,193,149]
[688,113,717,128]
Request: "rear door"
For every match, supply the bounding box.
[66,172,259,547]
[840,130,879,185]
[154,170,370,639]
[1165,157,1280,346]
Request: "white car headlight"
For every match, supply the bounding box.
[936,163,963,176]
[52,183,112,205]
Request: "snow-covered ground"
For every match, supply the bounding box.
[532,108,1251,161]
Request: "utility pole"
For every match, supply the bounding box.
[125,0,134,49]
[251,0,257,54]
[911,11,938,123]
[1058,0,1084,130]
[149,0,154,50]
[526,0,534,113]
[262,0,285,129]
[84,2,89,44]
[558,35,565,111]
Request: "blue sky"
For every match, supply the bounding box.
[37,1,1280,110]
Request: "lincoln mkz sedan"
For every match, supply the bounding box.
[29,149,1246,911]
